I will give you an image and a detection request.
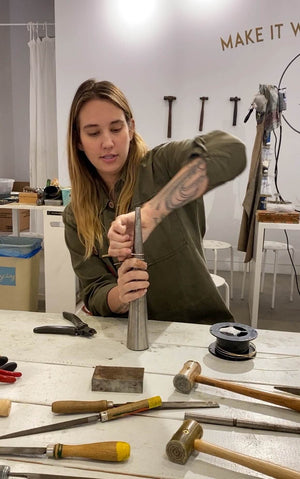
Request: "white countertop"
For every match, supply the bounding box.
[0,310,299,478]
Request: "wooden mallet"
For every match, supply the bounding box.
[166,419,300,478]
[173,360,300,412]
[0,400,11,417]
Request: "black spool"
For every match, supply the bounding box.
[209,322,257,361]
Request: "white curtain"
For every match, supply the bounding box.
[28,32,57,188]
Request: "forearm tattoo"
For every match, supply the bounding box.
[149,157,208,223]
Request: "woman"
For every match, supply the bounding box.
[63,79,247,323]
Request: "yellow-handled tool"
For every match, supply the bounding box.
[0,441,130,462]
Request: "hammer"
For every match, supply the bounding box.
[166,419,300,478]
[230,96,240,126]
[164,96,176,138]
[173,360,300,412]
[199,96,208,131]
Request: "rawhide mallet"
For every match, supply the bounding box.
[166,419,300,478]
[173,360,300,412]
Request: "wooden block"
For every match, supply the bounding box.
[19,192,38,205]
[92,365,144,393]
[256,210,300,224]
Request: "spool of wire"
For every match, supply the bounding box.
[209,322,257,361]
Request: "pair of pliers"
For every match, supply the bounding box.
[0,356,17,372]
[0,369,22,384]
[33,312,97,338]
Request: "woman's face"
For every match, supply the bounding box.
[78,99,134,189]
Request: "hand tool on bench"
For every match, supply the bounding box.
[0,465,97,479]
[0,441,130,462]
[199,96,208,131]
[0,396,161,439]
[0,357,17,371]
[173,360,300,412]
[33,312,96,337]
[184,412,300,434]
[51,399,219,413]
[166,419,300,478]
[0,370,22,384]
[274,386,300,396]
[127,206,149,351]
[163,95,176,138]
[0,400,11,417]
[230,96,240,126]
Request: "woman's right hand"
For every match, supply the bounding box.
[117,257,149,304]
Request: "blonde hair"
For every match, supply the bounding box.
[67,79,148,258]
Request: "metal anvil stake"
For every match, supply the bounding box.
[127,207,149,351]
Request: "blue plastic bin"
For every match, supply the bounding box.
[0,236,43,311]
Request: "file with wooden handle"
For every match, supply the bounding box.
[0,441,130,462]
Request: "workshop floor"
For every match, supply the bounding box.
[38,271,300,332]
[222,270,300,333]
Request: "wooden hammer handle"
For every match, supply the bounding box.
[198,376,300,412]
[51,441,130,462]
[0,399,11,417]
[194,439,300,479]
[52,400,113,414]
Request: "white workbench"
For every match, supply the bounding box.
[0,310,299,478]
[0,203,77,313]
[249,220,300,328]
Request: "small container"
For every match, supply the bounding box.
[61,187,71,206]
[0,179,15,198]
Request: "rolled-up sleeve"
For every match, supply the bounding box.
[194,130,247,190]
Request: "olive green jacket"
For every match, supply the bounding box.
[63,130,246,324]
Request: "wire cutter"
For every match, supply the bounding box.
[0,369,22,383]
[33,311,97,338]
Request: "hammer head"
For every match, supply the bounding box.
[173,360,201,394]
[164,96,176,102]
[166,419,203,464]
[230,96,241,102]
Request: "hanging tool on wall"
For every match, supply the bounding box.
[164,95,176,138]
[230,96,241,126]
[199,96,209,131]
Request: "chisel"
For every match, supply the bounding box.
[0,464,113,479]
[0,396,161,440]
[52,399,219,414]
[0,441,130,462]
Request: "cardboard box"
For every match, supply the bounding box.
[19,192,38,205]
[0,209,30,232]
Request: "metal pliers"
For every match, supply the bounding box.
[33,311,97,338]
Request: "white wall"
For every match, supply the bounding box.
[55,0,300,269]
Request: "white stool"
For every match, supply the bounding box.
[211,273,230,309]
[241,241,295,308]
[203,240,234,298]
